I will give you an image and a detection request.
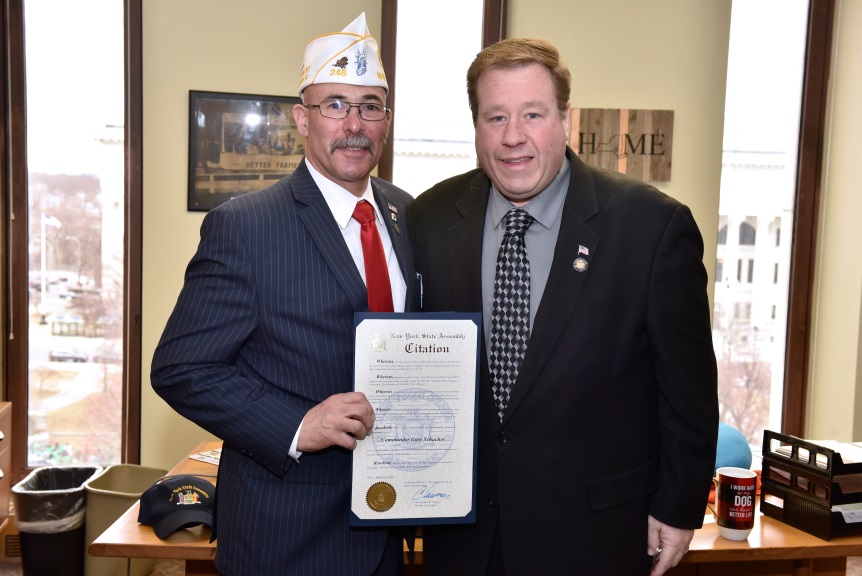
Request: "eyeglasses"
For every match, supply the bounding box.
[305,98,390,121]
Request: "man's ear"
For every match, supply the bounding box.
[293,103,310,138]
[563,101,571,138]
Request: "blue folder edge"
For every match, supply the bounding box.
[349,311,482,527]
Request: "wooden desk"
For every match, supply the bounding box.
[89,440,425,575]
[668,503,862,576]
[92,444,862,576]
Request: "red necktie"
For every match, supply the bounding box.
[352,201,394,312]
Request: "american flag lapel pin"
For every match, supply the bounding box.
[574,245,589,272]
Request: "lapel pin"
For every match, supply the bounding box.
[573,258,588,272]
[578,245,589,256]
[393,223,401,235]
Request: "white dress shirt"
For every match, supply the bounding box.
[306,161,407,312]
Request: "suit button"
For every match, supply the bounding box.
[498,432,509,444]
[488,497,498,508]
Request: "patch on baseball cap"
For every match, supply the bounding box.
[137,475,215,539]
[298,12,388,95]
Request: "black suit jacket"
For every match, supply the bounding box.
[152,160,419,576]
[407,149,718,575]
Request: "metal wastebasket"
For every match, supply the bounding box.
[12,465,102,576]
[83,464,167,576]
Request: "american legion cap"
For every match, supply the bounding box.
[298,12,388,95]
[138,474,215,539]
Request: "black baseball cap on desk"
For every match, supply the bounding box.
[137,474,215,539]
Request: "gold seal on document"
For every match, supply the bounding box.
[366,482,396,512]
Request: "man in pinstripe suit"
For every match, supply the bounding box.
[152,13,417,576]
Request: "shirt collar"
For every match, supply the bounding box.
[489,159,570,231]
[305,158,379,229]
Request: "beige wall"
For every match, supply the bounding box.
[807,0,862,441]
[142,0,862,469]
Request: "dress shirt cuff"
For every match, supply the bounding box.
[289,419,304,461]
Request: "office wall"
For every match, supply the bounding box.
[808,0,862,441]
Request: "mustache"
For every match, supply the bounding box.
[329,134,376,155]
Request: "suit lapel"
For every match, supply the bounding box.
[504,152,600,423]
[373,184,419,312]
[446,174,498,426]
[446,174,490,314]
[291,162,368,312]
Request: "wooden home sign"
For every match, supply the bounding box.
[569,108,673,182]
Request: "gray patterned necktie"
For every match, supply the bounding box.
[489,208,535,422]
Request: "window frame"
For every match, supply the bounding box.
[782,0,835,436]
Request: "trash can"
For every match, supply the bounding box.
[83,464,167,576]
[12,465,102,576]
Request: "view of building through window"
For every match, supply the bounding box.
[25,0,125,466]
[714,0,809,447]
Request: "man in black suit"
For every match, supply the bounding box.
[152,13,416,576]
[408,38,718,576]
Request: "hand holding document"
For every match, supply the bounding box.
[350,313,480,526]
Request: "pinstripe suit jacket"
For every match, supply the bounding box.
[152,160,419,576]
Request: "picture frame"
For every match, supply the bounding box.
[188,90,305,212]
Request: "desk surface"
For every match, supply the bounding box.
[685,507,862,563]
[91,441,862,566]
[89,441,220,561]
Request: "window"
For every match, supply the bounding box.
[4,0,143,475]
[378,1,505,182]
[739,221,757,246]
[23,0,125,467]
[713,0,810,445]
[390,0,484,194]
[716,258,724,283]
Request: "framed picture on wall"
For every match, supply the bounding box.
[188,90,305,212]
